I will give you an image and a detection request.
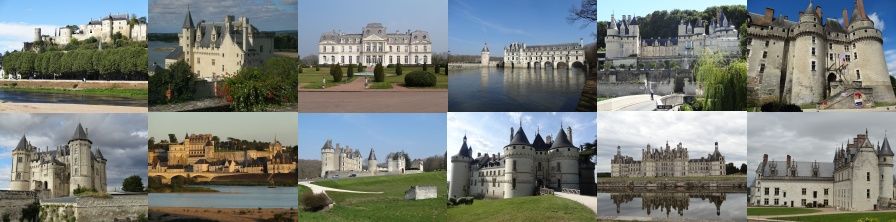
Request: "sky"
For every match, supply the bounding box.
[747,0,896,76]
[148,113,298,146]
[298,113,446,161]
[0,0,147,55]
[448,0,595,56]
[447,112,598,181]
[299,0,448,56]
[149,0,298,33]
[747,113,896,186]
[595,112,748,174]
[0,114,147,192]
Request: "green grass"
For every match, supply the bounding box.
[299,66,447,89]
[298,172,446,222]
[747,207,821,216]
[447,195,595,222]
[298,67,358,89]
[771,212,896,222]
[0,86,147,99]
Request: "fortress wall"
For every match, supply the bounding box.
[42,194,148,222]
[0,190,38,222]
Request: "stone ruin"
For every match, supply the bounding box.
[404,186,437,200]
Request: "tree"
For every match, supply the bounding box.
[395,62,403,75]
[739,163,748,174]
[347,64,355,78]
[422,61,428,71]
[374,63,385,82]
[725,163,739,175]
[330,64,343,82]
[695,52,746,111]
[567,0,596,27]
[122,175,144,192]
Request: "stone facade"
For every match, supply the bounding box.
[148,134,296,175]
[751,130,895,210]
[450,124,592,199]
[320,140,423,178]
[40,193,148,222]
[503,40,586,69]
[9,123,107,198]
[318,23,432,66]
[31,13,146,47]
[746,0,896,106]
[0,190,38,222]
[610,142,726,177]
[404,186,437,200]
[164,8,275,80]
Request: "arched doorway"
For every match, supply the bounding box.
[827,73,838,97]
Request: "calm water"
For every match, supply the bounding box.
[448,67,586,111]
[149,41,177,70]
[598,192,747,222]
[0,89,145,107]
[149,185,298,208]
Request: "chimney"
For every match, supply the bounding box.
[816,6,822,19]
[763,154,768,164]
[843,8,850,27]
[764,8,774,20]
[786,155,791,166]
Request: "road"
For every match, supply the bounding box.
[298,181,383,195]
[597,94,660,111]
[298,91,447,112]
[555,192,597,215]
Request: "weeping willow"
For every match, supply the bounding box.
[694,51,747,111]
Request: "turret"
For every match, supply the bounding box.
[846,0,896,103]
[548,125,580,191]
[480,42,490,67]
[879,134,894,203]
[33,28,41,42]
[320,139,335,178]
[10,135,33,191]
[368,148,377,175]
[68,123,94,195]
[503,123,535,198]
[450,135,473,197]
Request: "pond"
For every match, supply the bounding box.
[448,67,586,111]
[598,191,747,221]
[149,185,297,208]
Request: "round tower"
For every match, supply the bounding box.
[320,139,335,178]
[548,126,580,191]
[847,0,896,103]
[788,2,826,105]
[68,123,94,195]
[9,135,33,191]
[878,135,894,203]
[480,43,490,67]
[503,124,535,198]
[367,148,377,175]
[33,28,41,42]
[450,135,473,198]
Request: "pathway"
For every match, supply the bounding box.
[298,181,383,195]
[554,192,597,215]
[597,94,661,111]
[298,91,447,112]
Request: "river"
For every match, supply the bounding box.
[149,185,297,208]
[448,67,586,111]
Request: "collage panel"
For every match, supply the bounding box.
[446,112,597,221]
[747,113,896,221]
[0,113,149,221]
[297,0,449,113]
[596,0,749,111]
[297,113,447,221]
[0,1,148,113]
[447,0,598,112]
[147,0,299,112]
[147,112,298,221]
[596,111,748,221]
[746,0,896,112]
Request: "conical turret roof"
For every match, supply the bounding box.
[881,135,894,156]
[509,126,531,146]
[13,135,29,151]
[71,123,89,142]
[182,7,194,29]
[368,148,377,160]
[550,127,574,149]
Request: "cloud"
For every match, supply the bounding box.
[869,12,885,32]
[0,22,60,54]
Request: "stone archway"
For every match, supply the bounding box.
[544,61,554,69]
[556,62,569,69]
[572,61,585,69]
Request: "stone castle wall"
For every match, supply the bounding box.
[0,190,38,222]
[41,194,148,222]
[404,186,438,200]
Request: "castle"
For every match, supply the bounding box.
[319,139,424,178]
[28,13,146,48]
[746,0,896,106]
[164,8,275,80]
[502,40,586,69]
[449,124,594,199]
[148,133,296,174]
[610,142,726,177]
[751,130,895,210]
[9,123,107,198]
[604,11,740,68]
[318,23,432,66]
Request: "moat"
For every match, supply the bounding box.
[0,89,146,107]
[597,189,747,222]
[448,67,586,111]
[149,185,298,208]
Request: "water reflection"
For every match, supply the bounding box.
[610,192,726,217]
[598,189,746,221]
[448,67,585,111]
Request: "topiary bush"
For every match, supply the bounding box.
[315,65,320,71]
[374,63,385,82]
[330,64,343,82]
[422,62,428,71]
[301,191,333,212]
[347,64,354,79]
[404,70,437,87]
[395,62,403,75]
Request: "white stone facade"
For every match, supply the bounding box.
[318,23,432,66]
[449,124,582,199]
[319,139,418,178]
[610,142,727,177]
[34,13,146,46]
[9,124,107,198]
[503,40,586,69]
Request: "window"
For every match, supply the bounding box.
[775,188,780,196]
[813,191,817,198]
[830,53,834,61]
[774,199,779,205]
[765,41,769,47]
[17,157,21,163]
[867,189,871,198]
[854,52,858,60]
[802,188,807,195]
[512,178,516,189]
[762,51,768,58]
[811,47,815,56]
[512,160,516,171]
[824,199,829,206]
[760,64,766,73]
[811,61,816,71]
[801,199,807,206]
[824,189,829,195]
[867,172,871,181]
[764,198,769,205]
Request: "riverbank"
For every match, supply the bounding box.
[0,79,146,90]
[0,103,146,112]
[149,207,296,222]
[576,70,597,111]
[0,87,147,99]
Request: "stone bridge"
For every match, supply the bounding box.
[148,172,242,184]
[503,41,587,69]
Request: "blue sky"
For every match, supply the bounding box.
[298,0,448,56]
[449,0,595,56]
[0,0,147,54]
[149,0,298,33]
[748,0,896,75]
[0,114,147,192]
[298,113,447,160]
[447,112,597,181]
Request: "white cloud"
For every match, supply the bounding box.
[869,13,886,32]
[885,50,896,76]
[0,22,59,54]
[130,130,148,139]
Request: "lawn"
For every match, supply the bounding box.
[747,207,821,216]
[0,87,147,99]
[299,66,447,89]
[298,172,446,222]
[447,195,595,222]
[771,212,896,222]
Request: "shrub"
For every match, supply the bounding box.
[422,62,428,71]
[404,70,437,87]
[315,66,320,71]
[301,191,333,212]
[347,64,354,79]
[122,175,145,192]
[148,60,195,105]
[330,64,343,82]
[395,62,403,75]
[374,63,385,82]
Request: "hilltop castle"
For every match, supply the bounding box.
[27,13,146,49]
[752,130,895,210]
[319,139,424,178]
[746,0,896,106]
[610,142,726,177]
[449,124,595,199]
[164,7,275,80]
[9,123,107,198]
